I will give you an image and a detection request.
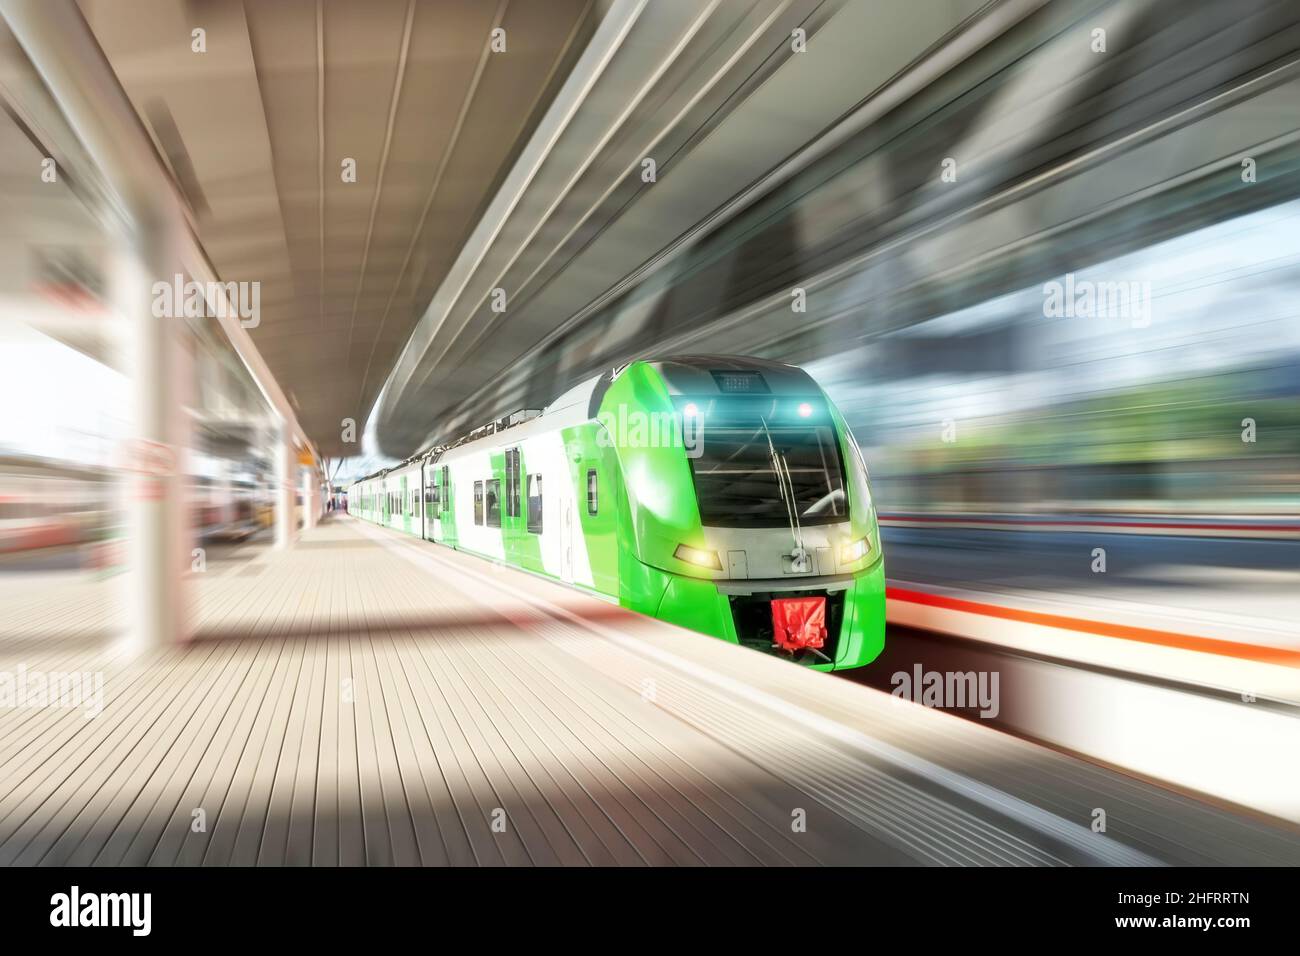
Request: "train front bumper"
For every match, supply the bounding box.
[651,558,886,671]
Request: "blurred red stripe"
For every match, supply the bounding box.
[886,586,1300,667]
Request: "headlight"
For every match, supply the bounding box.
[674,543,722,571]
[840,536,871,565]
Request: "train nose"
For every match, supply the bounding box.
[727,589,846,665]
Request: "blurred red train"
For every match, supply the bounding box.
[0,458,109,556]
[0,456,275,561]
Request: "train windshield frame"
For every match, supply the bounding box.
[687,417,848,529]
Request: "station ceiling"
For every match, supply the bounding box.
[57,0,1300,466]
[78,0,598,457]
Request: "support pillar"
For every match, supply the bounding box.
[117,221,192,649]
[302,469,317,531]
[275,423,297,548]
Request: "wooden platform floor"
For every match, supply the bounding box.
[0,516,1296,866]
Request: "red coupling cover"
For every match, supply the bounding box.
[771,596,828,652]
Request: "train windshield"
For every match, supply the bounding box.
[689,422,847,528]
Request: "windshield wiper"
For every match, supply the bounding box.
[760,417,810,572]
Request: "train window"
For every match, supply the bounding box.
[586,469,598,516]
[473,481,484,525]
[505,448,521,518]
[526,474,543,534]
[441,466,450,512]
[690,424,846,528]
[427,473,439,511]
[485,479,501,528]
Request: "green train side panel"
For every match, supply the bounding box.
[499,449,544,578]
[656,574,736,641]
[837,560,886,668]
[595,363,712,586]
[614,483,668,615]
[564,422,621,597]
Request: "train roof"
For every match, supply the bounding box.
[435,371,605,464]
[347,354,809,484]
[647,355,814,396]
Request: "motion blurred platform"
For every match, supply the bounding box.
[0,516,1296,866]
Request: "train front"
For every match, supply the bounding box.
[599,356,885,670]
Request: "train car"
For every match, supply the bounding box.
[351,356,885,670]
[351,468,385,527]
[382,458,422,536]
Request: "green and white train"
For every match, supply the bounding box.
[349,356,885,670]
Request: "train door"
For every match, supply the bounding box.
[415,473,423,539]
[431,468,447,541]
[560,498,575,584]
[440,466,455,548]
[398,474,407,533]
